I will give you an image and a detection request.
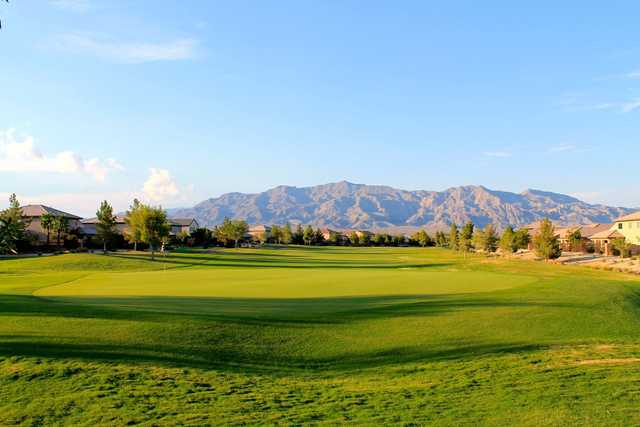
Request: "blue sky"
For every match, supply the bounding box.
[1,1,639,215]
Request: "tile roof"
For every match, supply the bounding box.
[590,229,624,240]
[20,204,81,219]
[170,218,197,226]
[81,215,127,224]
[615,211,640,222]
[580,223,614,238]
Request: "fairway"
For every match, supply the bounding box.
[2,247,640,425]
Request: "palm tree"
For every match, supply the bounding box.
[40,213,54,247]
[54,216,69,247]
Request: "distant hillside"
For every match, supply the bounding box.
[169,181,634,232]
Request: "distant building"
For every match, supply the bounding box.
[170,218,200,236]
[81,216,199,238]
[320,228,341,241]
[247,224,271,241]
[20,205,82,245]
[80,215,129,237]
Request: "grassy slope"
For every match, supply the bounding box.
[2,248,640,425]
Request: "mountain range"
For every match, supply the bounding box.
[169,182,634,232]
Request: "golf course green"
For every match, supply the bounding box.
[2,246,640,425]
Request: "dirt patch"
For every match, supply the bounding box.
[575,358,640,366]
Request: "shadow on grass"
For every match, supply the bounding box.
[0,293,582,326]
[108,252,455,270]
[0,291,576,372]
[0,334,545,374]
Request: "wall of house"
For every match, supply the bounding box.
[25,218,82,244]
[613,221,640,246]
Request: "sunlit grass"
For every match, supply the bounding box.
[1,247,640,425]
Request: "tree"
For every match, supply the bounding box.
[230,219,248,248]
[384,234,394,246]
[96,200,117,254]
[459,221,475,254]
[499,226,518,254]
[514,228,531,251]
[448,223,459,250]
[271,225,282,244]
[475,224,498,253]
[612,238,632,258]
[53,215,69,247]
[125,198,144,251]
[533,218,561,260]
[303,225,315,245]
[566,229,583,252]
[328,230,341,246]
[216,217,248,248]
[359,232,370,247]
[140,205,171,260]
[281,223,293,245]
[40,213,54,246]
[191,227,214,248]
[349,231,360,247]
[293,224,304,245]
[435,231,448,247]
[315,228,325,245]
[412,230,432,247]
[0,193,28,255]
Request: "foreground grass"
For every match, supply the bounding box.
[2,247,640,425]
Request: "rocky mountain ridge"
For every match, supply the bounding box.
[169,181,633,232]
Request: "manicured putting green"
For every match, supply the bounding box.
[35,268,534,298]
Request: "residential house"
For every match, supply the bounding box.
[81,216,198,238]
[247,224,271,241]
[610,211,640,256]
[320,228,344,242]
[170,218,200,237]
[557,223,613,252]
[589,229,625,256]
[80,215,129,237]
[612,212,640,246]
[20,205,82,245]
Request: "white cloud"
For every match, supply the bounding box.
[483,151,511,158]
[580,98,640,114]
[620,98,640,113]
[626,70,640,79]
[0,129,124,182]
[143,168,180,202]
[52,33,199,63]
[50,0,92,13]
[548,144,576,153]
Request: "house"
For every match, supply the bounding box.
[589,229,625,256]
[612,212,640,246]
[557,223,613,252]
[170,218,200,236]
[81,216,199,238]
[80,215,129,237]
[247,224,271,241]
[320,228,342,241]
[20,205,82,245]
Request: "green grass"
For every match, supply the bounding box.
[2,247,640,425]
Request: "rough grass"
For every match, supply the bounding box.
[2,247,640,425]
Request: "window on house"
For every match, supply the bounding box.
[618,223,623,230]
